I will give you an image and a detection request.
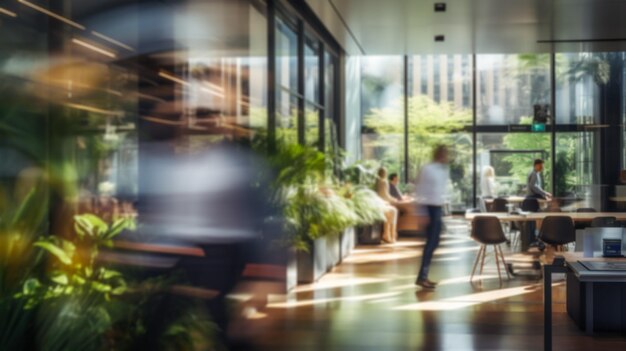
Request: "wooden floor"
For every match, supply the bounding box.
[247,218,626,351]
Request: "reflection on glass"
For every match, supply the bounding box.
[476,54,550,125]
[305,37,319,104]
[554,132,597,197]
[305,103,320,148]
[555,52,624,125]
[277,94,298,145]
[275,15,298,144]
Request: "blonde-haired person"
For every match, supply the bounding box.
[375,167,399,243]
[481,165,497,198]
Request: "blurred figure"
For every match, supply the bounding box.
[414,145,450,289]
[133,116,284,350]
[375,167,399,243]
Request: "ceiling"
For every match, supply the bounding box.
[305,0,626,55]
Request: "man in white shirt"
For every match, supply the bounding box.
[414,145,450,289]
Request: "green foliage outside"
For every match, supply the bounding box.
[362,95,473,207]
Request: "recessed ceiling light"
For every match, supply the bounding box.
[434,3,446,12]
[435,35,445,42]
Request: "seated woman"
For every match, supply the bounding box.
[374,167,400,243]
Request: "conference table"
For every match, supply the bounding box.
[465,211,626,251]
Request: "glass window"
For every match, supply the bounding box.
[305,103,320,148]
[324,51,337,153]
[304,37,320,104]
[407,55,473,209]
[554,132,598,199]
[476,132,552,197]
[476,54,551,125]
[555,53,610,125]
[360,56,405,179]
[275,16,299,144]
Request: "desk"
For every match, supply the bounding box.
[560,252,626,334]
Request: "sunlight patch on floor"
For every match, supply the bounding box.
[391,283,561,311]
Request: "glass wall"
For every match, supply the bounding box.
[360,56,405,179]
[476,54,551,125]
[408,55,473,210]
[357,52,621,211]
[275,15,299,144]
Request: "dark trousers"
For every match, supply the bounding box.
[418,205,443,281]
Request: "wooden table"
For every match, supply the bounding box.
[466,212,626,251]
[465,212,626,223]
[483,196,548,204]
[558,252,626,334]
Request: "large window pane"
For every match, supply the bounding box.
[476,54,551,125]
[275,16,298,144]
[408,55,473,209]
[554,132,598,204]
[360,56,405,178]
[555,53,609,125]
[476,132,552,196]
[304,37,320,104]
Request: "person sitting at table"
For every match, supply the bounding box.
[375,167,399,243]
[388,173,413,202]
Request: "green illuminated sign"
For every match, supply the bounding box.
[531,123,546,132]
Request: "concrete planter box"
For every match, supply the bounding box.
[297,237,328,284]
[340,227,356,261]
[325,234,341,271]
[294,228,358,286]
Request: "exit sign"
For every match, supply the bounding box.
[532,123,546,132]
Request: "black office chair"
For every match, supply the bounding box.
[470,216,510,284]
[521,198,540,212]
[491,198,508,213]
[590,216,618,228]
[538,216,575,251]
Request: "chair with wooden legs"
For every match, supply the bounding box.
[470,216,510,285]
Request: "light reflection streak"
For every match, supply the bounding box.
[65,102,122,117]
[91,30,134,52]
[343,246,480,264]
[392,283,560,311]
[72,38,117,58]
[0,7,17,17]
[267,291,402,309]
[18,0,85,30]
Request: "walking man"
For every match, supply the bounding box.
[414,145,450,289]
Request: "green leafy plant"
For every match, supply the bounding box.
[12,213,135,351]
[0,186,49,350]
[17,214,135,307]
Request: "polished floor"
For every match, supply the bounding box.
[249,218,626,351]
